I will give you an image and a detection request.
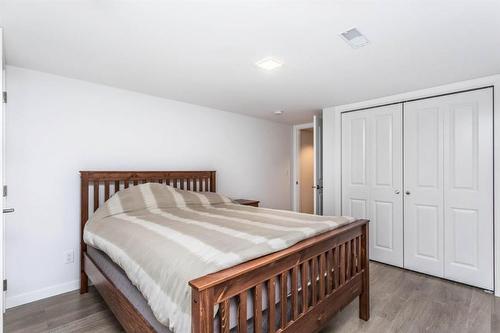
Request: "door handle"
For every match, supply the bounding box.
[394,190,400,195]
[405,191,411,195]
[3,208,15,214]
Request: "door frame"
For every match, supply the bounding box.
[323,74,500,295]
[313,115,323,215]
[292,122,313,212]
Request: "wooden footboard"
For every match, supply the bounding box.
[190,219,369,333]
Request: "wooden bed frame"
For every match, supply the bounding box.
[80,171,369,333]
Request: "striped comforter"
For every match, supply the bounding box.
[83,183,355,332]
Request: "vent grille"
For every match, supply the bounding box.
[340,28,369,48]
[341,28,363,41]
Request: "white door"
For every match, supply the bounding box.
[369,105,403,267]
[404,88,493,289]
[0,26,5,327]
[404,100,445,277]
[442,89,493,289]
[342,111,370,219]
[313,115,323,215]
[342,104,404,267]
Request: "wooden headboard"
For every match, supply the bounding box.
[80,170,216,214]
[79,170,216,290]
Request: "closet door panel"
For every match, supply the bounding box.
[342,112,370,219]
[443,88,493,290]
[342,105,403,267]
[404,102,444,277]
[414,204,440,260]
[373,201,394,251]
[349,198,368,219]
[369,105,403,267]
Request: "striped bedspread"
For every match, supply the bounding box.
[83,183,355,332]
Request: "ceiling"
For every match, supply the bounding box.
[1,0,499,124]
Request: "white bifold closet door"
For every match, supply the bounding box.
[404,88,493,289]
[404,97,445,277]
[342,104,404,267]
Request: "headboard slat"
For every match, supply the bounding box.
[104,181,110,201]
[93,182,99,212]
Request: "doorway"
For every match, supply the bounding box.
[293,116,323,214]
[299,128,314,213]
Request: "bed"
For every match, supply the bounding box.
[79,171,369,333]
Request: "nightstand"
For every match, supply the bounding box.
[234,199,260,207]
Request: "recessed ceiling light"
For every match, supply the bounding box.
[274,110,284,115]
[256,57,283,71]
[340,28,369,48]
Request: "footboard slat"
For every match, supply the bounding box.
[301,262,308,313]
[238,291,247,333]
[253,285,263,333]
[357,236,362,273]
[220,300,230,333]
[345,241,351,280]
[333,247,339,289]
[291,267,298,321]
[268,278,276,333]
[190,219,369,333]
[354,239,357,273]
[311,258,317,306]
[280,272,287,329]
[319,253,326,300]
[340,244,346,285]
[326,249,333,294]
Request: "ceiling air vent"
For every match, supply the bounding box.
[340,28,369,49]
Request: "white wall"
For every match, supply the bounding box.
[322,74,500,295]
[4,66,292,308]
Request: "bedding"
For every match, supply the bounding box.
[83,183,355,332]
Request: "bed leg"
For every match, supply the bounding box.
[80,271,89,294]
[359,274,369,321]
[359,223,370,321]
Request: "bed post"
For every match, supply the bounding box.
[191,288,214,333]
[359,222,370,320]
[80,173,89,294]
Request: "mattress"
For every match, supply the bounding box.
[88,246,172,333]
[87,246,293,333]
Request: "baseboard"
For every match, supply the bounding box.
[6,279,80,309]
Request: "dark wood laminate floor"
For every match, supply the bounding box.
[5,262,500,333]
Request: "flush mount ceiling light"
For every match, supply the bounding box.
[340,28,369,48]
[274,110,284,115]
[256,57,283,71]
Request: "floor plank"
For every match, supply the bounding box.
[4,262,497,332]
